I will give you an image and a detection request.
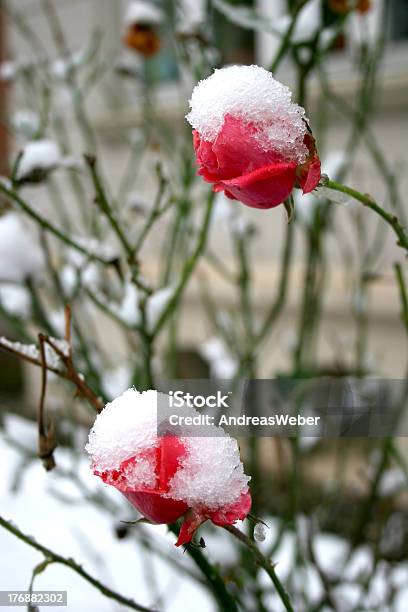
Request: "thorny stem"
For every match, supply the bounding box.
[325,179,408,253]
[224,525,294,612]
[0,515,154,612]
[167,525,239,612]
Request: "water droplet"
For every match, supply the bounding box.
[254,523,266,542]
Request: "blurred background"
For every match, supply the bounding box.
[0,0,408,610]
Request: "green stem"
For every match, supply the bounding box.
[85,155,152,294]
[85,156,134,258]
[0,515,153,612]
[325,179,408,253]
[395,263,408,331]
[224,525,294,612]
[168,525,239,611]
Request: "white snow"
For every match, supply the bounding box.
[176,0,205,34]
[66,237,116,286]
[125,190,146,213]
[110,284,174,330]
[101,364,133,400]
[200,337,238,379]
[0,212,45,282]
[0,60,17,82]
[0,284,31,318]
[379,468,406,497]
[85,389,160,473]
[124,1,164,27]
[16,140,62,181]
[146,286,174,329]
[11,110,41,139]
[274,0,322,44]
[112,282,140,326]
[167,434,250,510]
[51,49,88,81]
[86,388,250,511]
[186,65,309,164]
[0,336,69,370]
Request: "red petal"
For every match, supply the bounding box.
[210,492,252,526]
[193,116,285,184]
[124,490,188,525]
[175,491,252,546]
[296,132,321,194]
[157,436,186,489]
[215,162,297,209]
[212,115,281,179]
[176,508,207,547]
[299,157,321,194]
[193,130,221,182]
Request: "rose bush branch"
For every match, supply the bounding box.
[224,524,294,612]
[0,515,154,612]
[395,263,408,331]
[0,309,103,415]
[152,191,215,336]
[0,181,114,266]
[317,66,404,221]
[167,527,240,612]
[324,179,408,253]
[84,154,152,294]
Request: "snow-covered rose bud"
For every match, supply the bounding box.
[186,65,321,209]
[86,389,251,546]
[123,1,163,56]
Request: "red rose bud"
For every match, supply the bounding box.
[123,2,163,56]
[187,65,321,209]
[123,25,161,57]
[86,389,251,546]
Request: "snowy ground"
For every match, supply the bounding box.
[1,414,407,611]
